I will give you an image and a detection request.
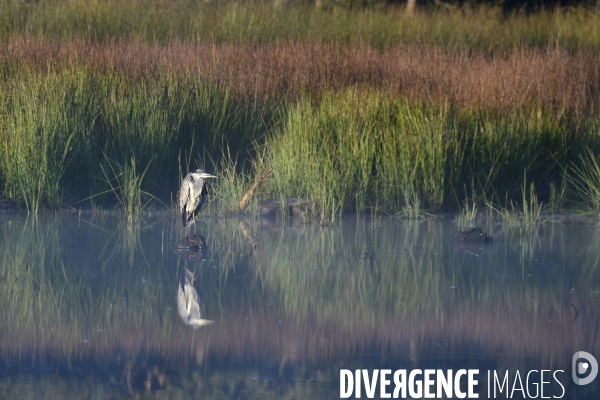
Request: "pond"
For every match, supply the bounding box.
[0,213,599,399]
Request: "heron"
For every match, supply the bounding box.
[177,268,213,327]
[179,169,216,227]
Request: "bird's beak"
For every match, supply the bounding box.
[199,173,217,179]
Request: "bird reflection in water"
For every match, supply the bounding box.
[172,233,207,262]
[178,267,213,328]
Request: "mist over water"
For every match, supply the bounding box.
[0,213,598,399]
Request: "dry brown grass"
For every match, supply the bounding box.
[2,36,599,114]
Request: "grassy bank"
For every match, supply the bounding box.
[2,1,600,52]
[0,64,274,214]
[4,38,598,110]
[264,90,600,220]
[1,4,600,218]
[1,45,600,218]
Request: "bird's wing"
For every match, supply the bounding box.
[179,173,194,211]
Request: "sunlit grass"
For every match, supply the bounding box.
[455,200,478,228]
[1,70,599,219]
[97,155,155,223]
[571,148,600,217]
[0,70,87,212]
[0,20,599,218]
[263,90,599,220]
[210,147,273,216]
[2,1,600,52]
[0,66,272,214]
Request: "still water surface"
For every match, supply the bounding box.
[0,214,599,399]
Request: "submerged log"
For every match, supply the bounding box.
[456,227,493,243]
[172,234,207,262]
[251,197,312,217]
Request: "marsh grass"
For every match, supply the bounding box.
[264,90,599,220]
[3,2,600,52]
[521,179,544,224]
[1,13,600,217]
[487,172,544,229]
[571,148,600,217]
[0,66,272,213]
[211,147,272,216]
[97,155,155,222]
[264,92,450,221]
[3,37,600,115]
[1,68,598,219]
[0,70,88,212]
[210,156,253,215]
[485,195,542,234]
[455,200,478,228]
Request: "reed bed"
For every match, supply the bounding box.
[0,64,273,212]
[2,1,600,52]
[264,90,599,220]
[1,7,600,217]
[2,37,599,112]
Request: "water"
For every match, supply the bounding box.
[0,213,599,399]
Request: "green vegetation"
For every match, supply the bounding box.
[1,1,600,219]
[572,148,600,218]
[264,91,599,221]
[0,67,272,213]
[2,1,600,52]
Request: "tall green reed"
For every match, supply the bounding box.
[1,67,599,219]
[571,147,600,217]
[98,154,154,222]
[264,90,599,220]
[0,69,91,212]
[0,66,272,213]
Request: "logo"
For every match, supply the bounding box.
[572,351,598,385]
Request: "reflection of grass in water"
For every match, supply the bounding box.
[256,219,447,327]
[254,217,600,330]
[1,215,600,377]
[0,215,186,358]
[0,213,260,359]
[2,361,339,399]
[0,216,85,354]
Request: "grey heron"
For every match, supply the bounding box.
[179,169,216,227]
[177,268,213,327]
